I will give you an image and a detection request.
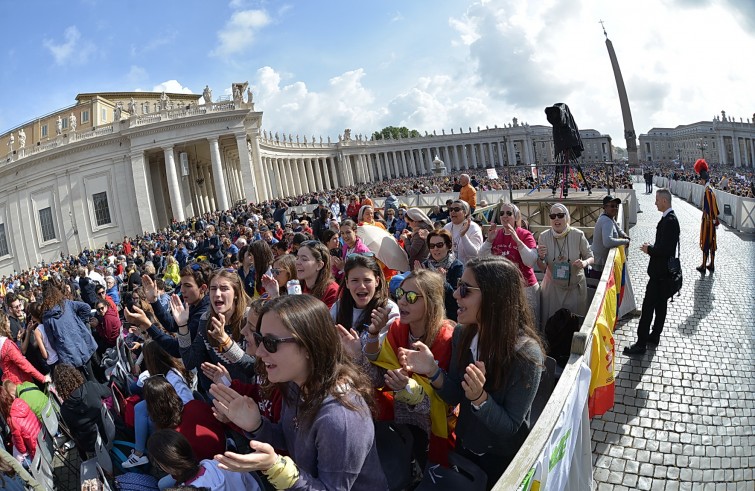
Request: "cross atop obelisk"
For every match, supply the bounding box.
[599,20,607,39]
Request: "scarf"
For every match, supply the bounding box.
[551,225,571,239]
[425,251,456,271]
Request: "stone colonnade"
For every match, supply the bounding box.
[717,134,755,167]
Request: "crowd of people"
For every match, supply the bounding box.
[646,162,754,198]
[0,166,641,490]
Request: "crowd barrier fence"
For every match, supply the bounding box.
[654,177,755,233]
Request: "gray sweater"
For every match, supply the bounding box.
[437,325,543,457]
[255,383,388,490]
[591,214,629,269]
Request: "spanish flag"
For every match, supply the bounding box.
[372,320,456,466]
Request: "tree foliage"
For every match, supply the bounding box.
[372,126,421,141]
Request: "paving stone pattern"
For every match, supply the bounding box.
[591,183,755,490]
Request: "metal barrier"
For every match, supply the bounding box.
[655,176,755,233]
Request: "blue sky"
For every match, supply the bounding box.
[1,0,753,145]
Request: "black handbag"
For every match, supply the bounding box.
[665,240,682,301]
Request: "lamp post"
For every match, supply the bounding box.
[696,138,708,159]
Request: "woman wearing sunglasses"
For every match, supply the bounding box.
[342,269,455,469]
[261,253,298,298]
[421,229,463,322]
[400,256,545,488]
[536,203,594,328]
[332,254,399,341]
[442,199,483,266]
[295,241,339,309]
[177,270,256,394]
[481,202,541,327]
[210,295,388,490]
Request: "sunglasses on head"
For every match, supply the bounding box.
[500,210,514,217]
[428,241,447,249]
[395,287,423,304]
[346,251,375,259]
[253,331,297,353]
[449,206,464,213]
[549,213,566,220]
[456,279,481,298]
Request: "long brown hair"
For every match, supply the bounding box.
[146,429,200,483]
[255,295,373,428]
[207,269,248,347]
[249,240,274,295]
[335,254,388,332]
[400,269,448,348]
[142,341,194,388]
[298,241,333,299]
[144,376,183,429]
[456,256,544,391]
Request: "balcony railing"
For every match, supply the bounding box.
[1,100,244,166]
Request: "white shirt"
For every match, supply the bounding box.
[443,220,483,266]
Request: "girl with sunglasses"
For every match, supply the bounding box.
[261,253,298,299]
[341,269,455,469]
[177,270,256,394]
[295,241,340,309]
[210,295,388,490]
[400,256,545,488]
[481,202,541,327]
[421,229,463,322]
[332,254,399,342]
[536,203,594,328]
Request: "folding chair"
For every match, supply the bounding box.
[80,458,113,491]
[29,432,55,491]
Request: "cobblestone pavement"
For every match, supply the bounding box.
[591,183,755,491]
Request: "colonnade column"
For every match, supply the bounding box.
[311,159,322,190]
[732,136,742,167]
[461,146,469,170]
[408,150,417,175]
[130,151,156,232]
[451,145,460,171]
[302,158,313,191]
[235,134,257,204]
[248,134,268,203]
[487,143,495,168]
[208,138,229,211]
[371,154,382,181]
[328,158,340,188]
[162,146,185,222]
[357,155,368,184]
[203,165,217,211]
[273,159,284,198]
[296,159,308,194]
[321,158,332,189]
[289,159,303,196]
[399,151,408,177]
[506,139,517,166]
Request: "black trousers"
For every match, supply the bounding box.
[636,277,667,345]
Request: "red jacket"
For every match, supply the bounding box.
[346,202,361,220]
[96,305,121,347]
[10,398,41,457]
[0,337,45,385]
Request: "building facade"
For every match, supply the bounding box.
[0,85,613,274]
[638,112,755,167]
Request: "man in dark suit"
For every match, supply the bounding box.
[624,188,680,355]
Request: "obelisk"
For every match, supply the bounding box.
[602,22,638,166]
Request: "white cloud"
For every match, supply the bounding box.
[43,26,95,66]
[212,10,271,58]
[152,80,193,94]
[391,11,404,23]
